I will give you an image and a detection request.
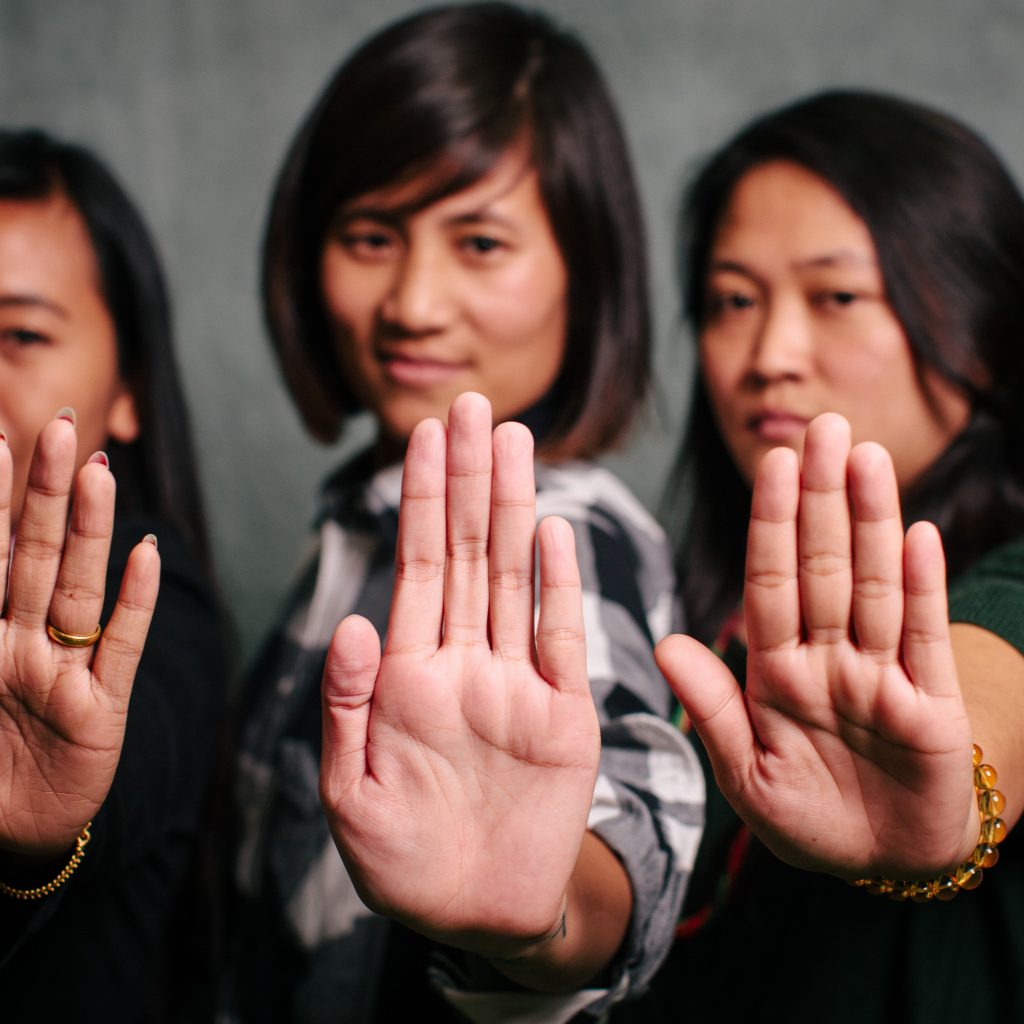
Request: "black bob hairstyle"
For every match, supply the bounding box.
[0,128,210,568]
[263,1,650,460]
[666,89,1024,644]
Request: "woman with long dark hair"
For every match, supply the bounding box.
[0,129,225,1020]
[636,90,1024,1022]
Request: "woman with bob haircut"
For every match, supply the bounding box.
[0,129,224,1021]
[228,4,700,1022]
[622,90,1024,1022]
[263,4,648,459]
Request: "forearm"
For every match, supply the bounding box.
[487,830,632,992]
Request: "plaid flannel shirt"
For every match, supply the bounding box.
[228,451,703,1023]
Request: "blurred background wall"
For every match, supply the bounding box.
[2,0,1021,657]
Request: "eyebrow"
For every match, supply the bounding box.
[337,205,518,227]
[338,159,532,233]
[445,209,519,230]
[709,250,877,275]
[333,206,402,227]
[794,250,877,271]
[336,203,523,238]
[0,293,69,319]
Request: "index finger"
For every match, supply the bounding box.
[91,536,160,705]
[385,417,447,653]
[744,445,801,655]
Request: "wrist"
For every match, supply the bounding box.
[853,743,1008,902]
[484,896,569,967]
[1,839,78,866]
[955,784,984,865]
[0,820,93,863]
[0,822,92,900]
[482,833,632,991]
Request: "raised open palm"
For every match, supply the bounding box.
[319,393,599,958]
[658,413,977,879]
[0,417,160,859]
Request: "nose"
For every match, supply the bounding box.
[745,296,811,385]
[379,242,451,335]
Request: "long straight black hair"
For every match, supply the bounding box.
[263,1,650,460]
[0,128,211,569]
[665,90,1024,644]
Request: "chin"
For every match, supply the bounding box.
[376,404,432,440]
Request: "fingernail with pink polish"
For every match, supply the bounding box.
[55,407,77,427]
[142,533,158,550]
[88,451,110,469]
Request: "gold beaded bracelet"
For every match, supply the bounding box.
[0,823,92,901]
[851,744,1007,902]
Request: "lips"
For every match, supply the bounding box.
[748,410,810,442]
[377,351,469,388]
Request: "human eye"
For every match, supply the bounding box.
[706,288,757,320]
[0,325,49,347]
[816,289,859,310]
[458,233,507,260]
[335,219,399,262]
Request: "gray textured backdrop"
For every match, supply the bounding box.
[2,0,1021,656]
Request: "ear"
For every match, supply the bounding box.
[106,386,140,444]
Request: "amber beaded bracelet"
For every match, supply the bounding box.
[0,822,92,900]
[851,745,1007,902]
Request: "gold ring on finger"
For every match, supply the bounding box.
[46,622,103,648]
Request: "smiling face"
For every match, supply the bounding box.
[698,160,970,488]
[0,194,138,524]
[319,150,568,453]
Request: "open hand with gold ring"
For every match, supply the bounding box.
[0,412,160,861]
